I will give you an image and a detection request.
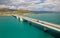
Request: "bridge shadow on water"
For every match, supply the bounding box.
[24,20,60,38]
[12,16,60,38]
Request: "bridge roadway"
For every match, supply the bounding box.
[19,16,60,32]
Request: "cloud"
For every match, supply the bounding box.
[16,0,60,11]
[17,0,46,10]
[0,0,60,11]
[9,6,16,9]
[0,4,9,8]
[40,0,60,11]
[0,4,16,9]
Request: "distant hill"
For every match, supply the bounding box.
[31,11,60,14]
[0,8,33,14]
[0,9,33,16]
[0,8,60,14]
[16,9,33,14]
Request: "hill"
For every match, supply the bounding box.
[0,8,34,16]
[31,11,60,14]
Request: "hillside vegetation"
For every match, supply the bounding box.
[0,9,34,16]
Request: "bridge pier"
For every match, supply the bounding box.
[16,16,23,22]
[20,16,23,21]
[14,15,60,38]
[16,16,19,19]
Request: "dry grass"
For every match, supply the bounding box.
[0,10,34,16]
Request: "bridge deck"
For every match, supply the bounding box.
[20,16,60,32]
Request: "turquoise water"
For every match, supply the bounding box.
[23,14,60,38]
[0,16,55,38]
[23,14,60,25]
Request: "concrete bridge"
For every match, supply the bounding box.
[14,15,60,32]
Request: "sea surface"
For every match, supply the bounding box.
[0,16,55,38]
[23,13,60,25]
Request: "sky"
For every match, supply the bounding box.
[0,0,60,11]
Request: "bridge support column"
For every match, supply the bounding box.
[44,27,48,32]
[20,16,23,21]
[16,16,19,19]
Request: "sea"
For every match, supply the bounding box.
[0,13,60,38]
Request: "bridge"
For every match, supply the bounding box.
[14,15,60,32]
